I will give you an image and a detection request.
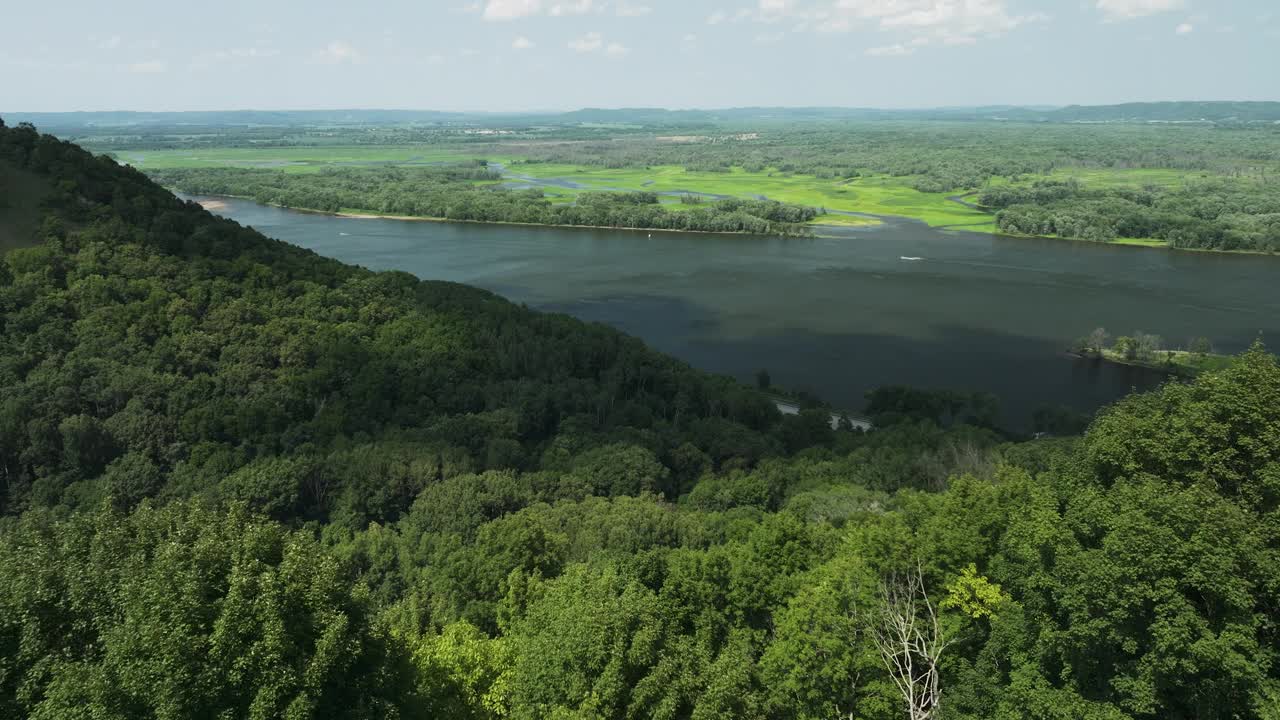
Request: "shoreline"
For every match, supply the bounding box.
[187,193,820,238]
[1068,348,1234,377]
[184,192,1277,257]
[993,226,1278,257]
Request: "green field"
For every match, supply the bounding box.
[107,146,992,229]
[108,144,1245,241]
[811,213,882,227]
[1046,167,1206,188]
[510,163,990,227]
[1110,237,1168,248]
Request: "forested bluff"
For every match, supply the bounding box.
[1,118,1279,719]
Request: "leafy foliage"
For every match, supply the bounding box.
[3,121,1280,719]
[148,166,818,236]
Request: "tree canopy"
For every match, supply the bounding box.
[2,120,1279,719]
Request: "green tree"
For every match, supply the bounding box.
[1112,336,1138,360]
[756,369,772,390]
[0,502,415,719]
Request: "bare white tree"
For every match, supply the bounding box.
[1087,327,1110,355]
[873,564,951,720]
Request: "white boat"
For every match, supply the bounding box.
[900,256,923,261]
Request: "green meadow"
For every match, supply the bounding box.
[110,144,1227,236]
[121,146,989,228]
[511,164,988,227]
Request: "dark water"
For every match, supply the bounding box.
[191,196,1280,427]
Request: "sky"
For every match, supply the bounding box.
[2,0,1277,112]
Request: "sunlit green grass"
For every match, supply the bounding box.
[1047,167,1206,188]
[511,164,990,227]
[1111,237,1169,248]
[117,146,1228,235]
[811,213,882,227]
[1100,348,1235,376]
[944,221,1001,234]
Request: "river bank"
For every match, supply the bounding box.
[1070,348,1235,377]
[188,195,820,238]
[194,194,1280,430]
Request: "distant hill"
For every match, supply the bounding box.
[6,101,1280,132]
[0,109,506,133]
[1036,101,1280,123]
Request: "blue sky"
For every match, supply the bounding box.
[2,0,1276,111]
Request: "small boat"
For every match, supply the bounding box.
[900,256,923,261]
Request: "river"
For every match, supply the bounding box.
[189,195,1280,428]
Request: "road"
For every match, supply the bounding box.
[773,399,873,431]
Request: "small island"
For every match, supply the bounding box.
[1070,327,1235,377]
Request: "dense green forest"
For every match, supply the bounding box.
[3,119,1280,719]
[499,124,1280,249]
[147,166,819,236]
[507,123,1280,187]
[980,178,1280,251]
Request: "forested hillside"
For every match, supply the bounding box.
[2,119,1279,719]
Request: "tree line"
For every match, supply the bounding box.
[981,178,1280,251]
[146,166,819,236]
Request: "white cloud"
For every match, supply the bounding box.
[566,31,628,58]
[1175,21,1193,34]
[1095,0,1182,22]
[483,0,540,20]
[866,42,914,56]
[97,35,122,50]
[549,0,594,15]
[220,47,280,59]
[742,0,1043,47]
[190,47,281,69]
[513,35,536,49]
[568,31,605,52]
[482,0,597,19]
[707,10,728,24]
[615,1,652,17]
[127,60,167,73]
[758,0,796,17]
[315,41,362,64]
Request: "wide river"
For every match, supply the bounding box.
[195,196,1280,428]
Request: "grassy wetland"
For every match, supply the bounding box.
[87,116,1280,250]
